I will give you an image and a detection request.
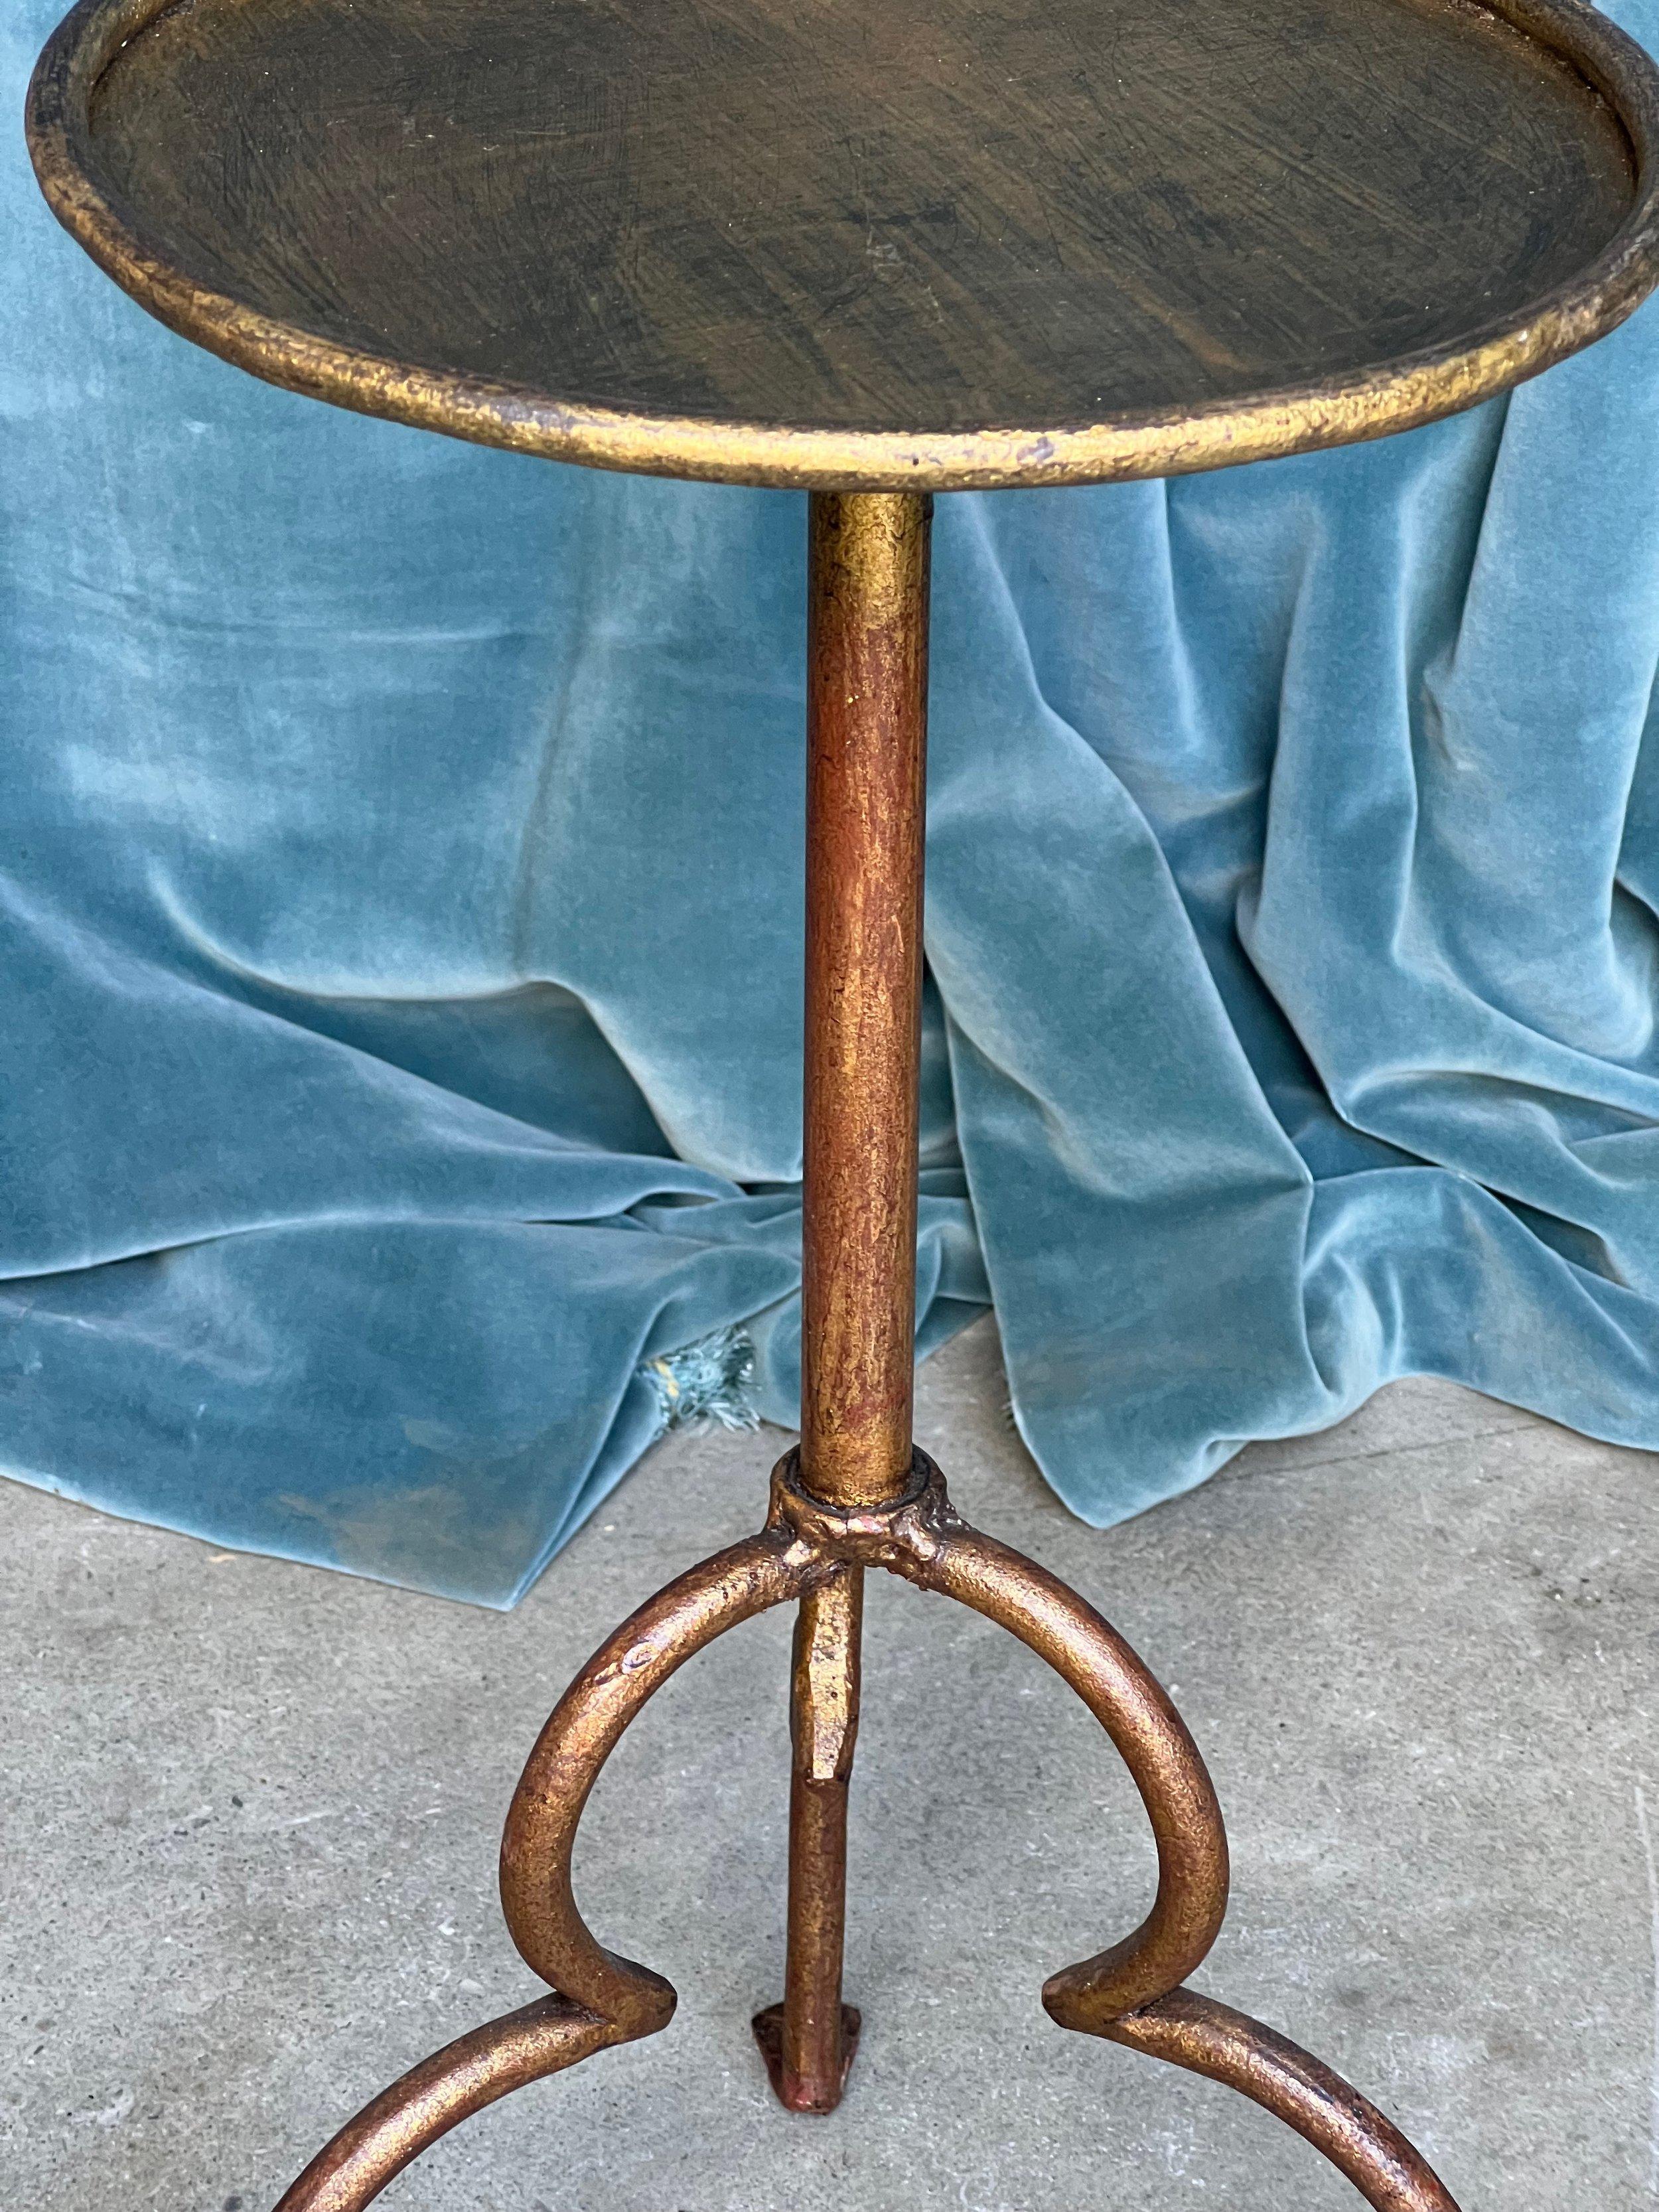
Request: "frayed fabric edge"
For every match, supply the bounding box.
[639,1323,762,1437]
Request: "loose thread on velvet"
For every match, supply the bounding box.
[641,1325,762,1438]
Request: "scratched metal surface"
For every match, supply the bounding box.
[76,0,1635,423]
[28,0,1659,482]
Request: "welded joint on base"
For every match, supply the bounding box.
[768,1445,959,1584]
[270,1449,1465,2212]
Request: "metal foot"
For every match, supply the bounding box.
[751,2002,863,2112]
[270,1447,1461,2211]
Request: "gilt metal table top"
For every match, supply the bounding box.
[28,0,1659,487]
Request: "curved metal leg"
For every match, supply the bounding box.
[269,1454,1463,2212]
[273,1997,618,2212]
[273,1530,810,2211]
[1103,1992,1461,2211]
[767,1446,1465,2211]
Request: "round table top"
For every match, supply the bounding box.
[29,0,1659,489]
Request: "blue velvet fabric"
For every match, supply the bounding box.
[7,0,1659,1607]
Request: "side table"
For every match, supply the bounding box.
[28,0,1659,2201]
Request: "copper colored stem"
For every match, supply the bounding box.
[799,490,931,1511]
[765,491,928,2110]
[267,500,1459,2212]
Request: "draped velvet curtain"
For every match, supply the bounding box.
[5,0,1659,1606]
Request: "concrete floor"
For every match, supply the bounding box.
[5,1317,1658,2211]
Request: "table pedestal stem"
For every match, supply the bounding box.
[755,490,930,2108]
[799,488,930,1511]
[268,492,1463,2212]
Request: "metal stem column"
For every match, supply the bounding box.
[265,480,1460,2211]
[756,491,932,2112]
[800,490,931,1510]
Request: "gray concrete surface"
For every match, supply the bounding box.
[3,1316,1657,2211]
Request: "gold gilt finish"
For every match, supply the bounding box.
[259,498,1467,2210]
[26,0,1659,490]
[28,0,1659,2199]
[751,1566,865,2112]
[271,1448,1459,2212]
[800,494,930,1511]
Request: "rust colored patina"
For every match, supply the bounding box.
[271,1998,620,2212]
[800,492,930,1512]
[752,1565,865,2112]
[758,492,925,2115]
[498,1531,804,2016]
[262,494,1465,2210]
[1097,1992,1461,2211]
[31,2,1619,2187]
[271,1445,1463,2211]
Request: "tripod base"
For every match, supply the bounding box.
[271,1449,1461,2212]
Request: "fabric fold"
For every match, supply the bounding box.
[5,0,1659,1604]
